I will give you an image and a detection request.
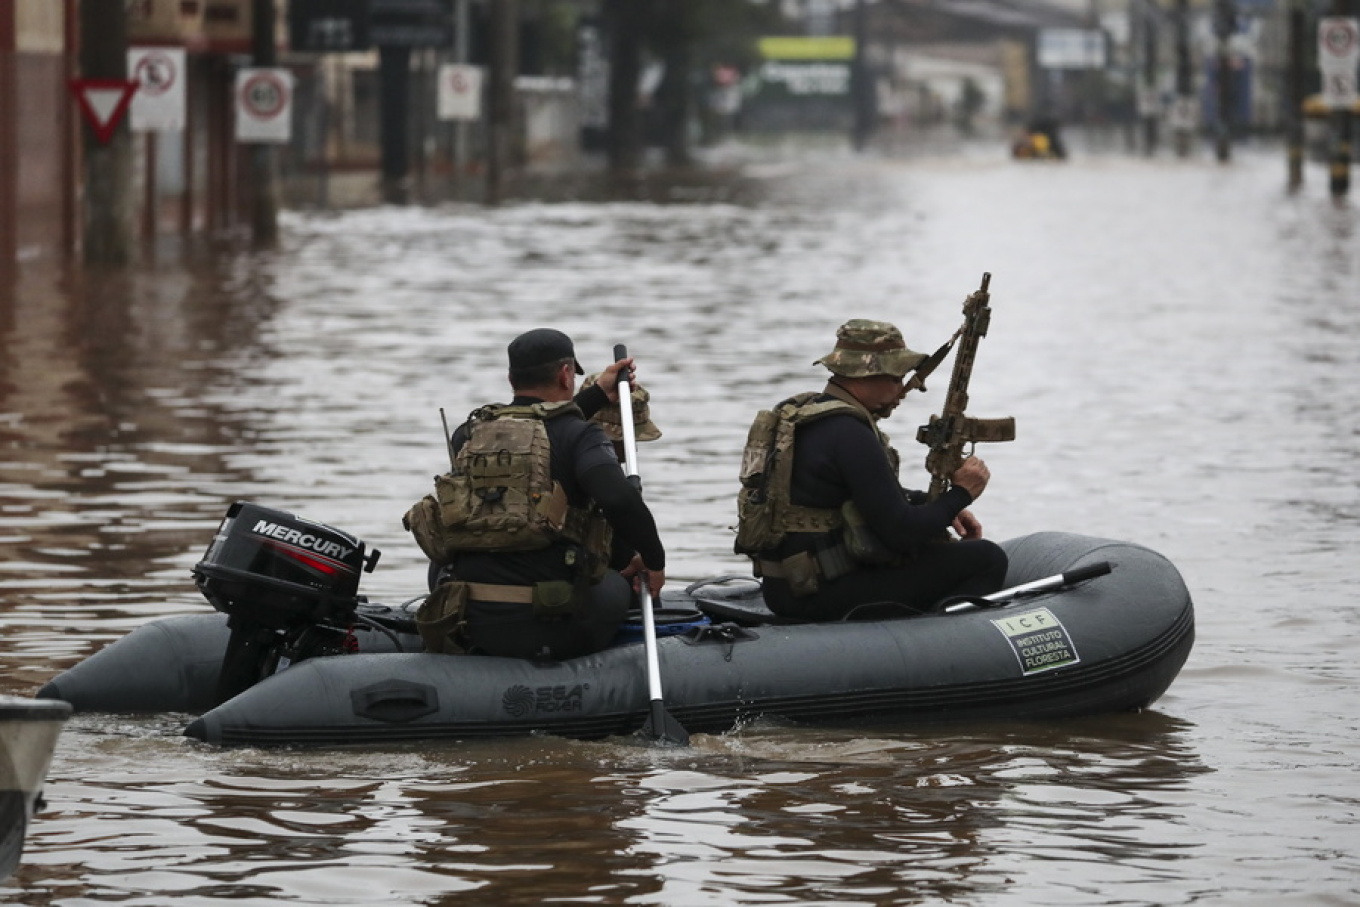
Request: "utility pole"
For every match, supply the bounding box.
[1212,0,1235,162]
[453,0,470,173]
[851,0,872,151]
[1173,0,1193,157]
[251,0,280,248]
[485,0,518,204]
[2,2,16,277]
[653,0,694,166]
[1286,1,1306,190]
[80,0,135,264]
[1140,0,1160,155]
[605,0,647,175]
[379,44,411,203]
[1328,0,1356,198]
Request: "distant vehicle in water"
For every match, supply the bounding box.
[1012,118,1068,161]
[1,695,70,881]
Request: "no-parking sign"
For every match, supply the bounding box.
[437,64,483,121]
[235,68,295,144]
[128,47,186,131]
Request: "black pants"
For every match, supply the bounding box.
[763,539,1009,622]
[463,571,631,661]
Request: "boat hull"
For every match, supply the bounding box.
[1,696,71,880]
[39,532,1194,747]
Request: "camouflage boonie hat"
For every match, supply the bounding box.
[581,374,662,442]
[814,319,927,379]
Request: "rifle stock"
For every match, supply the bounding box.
[917,272,1016,500]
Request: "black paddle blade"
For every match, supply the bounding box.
[640,700,690,746]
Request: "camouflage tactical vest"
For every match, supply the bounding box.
[404,402,611,576]
[734,389,898,557]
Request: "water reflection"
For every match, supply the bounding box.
[17,713,1207,906]
[1,261,288,684]
[4,146,1359,905]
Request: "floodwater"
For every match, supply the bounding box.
[2,138,1358,905]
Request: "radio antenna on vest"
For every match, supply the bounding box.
[439,408,456,470]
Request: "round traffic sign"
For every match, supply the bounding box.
[241,71,288,119]
[1320,19,1358,59]
[133,51,177,97]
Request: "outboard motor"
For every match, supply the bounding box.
[193,501,381,705]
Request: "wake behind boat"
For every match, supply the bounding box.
[36,503,1194,747]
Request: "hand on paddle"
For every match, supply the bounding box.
[621,554,665,599]
[593,356,637,403]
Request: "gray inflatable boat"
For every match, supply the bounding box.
[37,503,1193,747]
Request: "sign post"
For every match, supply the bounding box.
[1318,18,1359,109]
[1318,17,1359,197]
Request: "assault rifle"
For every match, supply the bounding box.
[915,272,1016,500]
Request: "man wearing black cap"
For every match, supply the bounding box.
[425,328,666,661]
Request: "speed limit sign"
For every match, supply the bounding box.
[1319,18,1360,73]
[235,68,294,143]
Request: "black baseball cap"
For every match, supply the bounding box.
[507,328,584,374]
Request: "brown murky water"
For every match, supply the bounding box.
[3,142,1359,905]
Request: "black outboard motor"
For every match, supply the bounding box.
[193,501,381,705]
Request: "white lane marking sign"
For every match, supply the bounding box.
[70,79,140,145]
[235,68,295,144]
[128,47,186,132]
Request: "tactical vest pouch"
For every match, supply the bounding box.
[403,493,450,563]
[840,501,897,565]
[430,411,562,552]
[574,516,613,583]
[734,486,780,556]
[734,408,787,555]
[739,408,780,488]
[530,580,578,621]
[416,582,469,655]
[782,551,821,598]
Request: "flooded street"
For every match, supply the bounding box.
[3,141,1358,905]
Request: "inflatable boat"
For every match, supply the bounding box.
[1,695,70,880]
[37,502,1194,747]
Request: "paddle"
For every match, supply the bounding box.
[941,561,1113,613]
[613,344,689,746]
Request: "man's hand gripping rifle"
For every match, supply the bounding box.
[913,272,1016,501]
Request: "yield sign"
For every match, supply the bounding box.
[69,79,140,144]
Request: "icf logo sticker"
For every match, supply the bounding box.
[992,608,1080,675]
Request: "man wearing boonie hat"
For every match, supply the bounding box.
[734,319,1007,622]
[420,328,666,661]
